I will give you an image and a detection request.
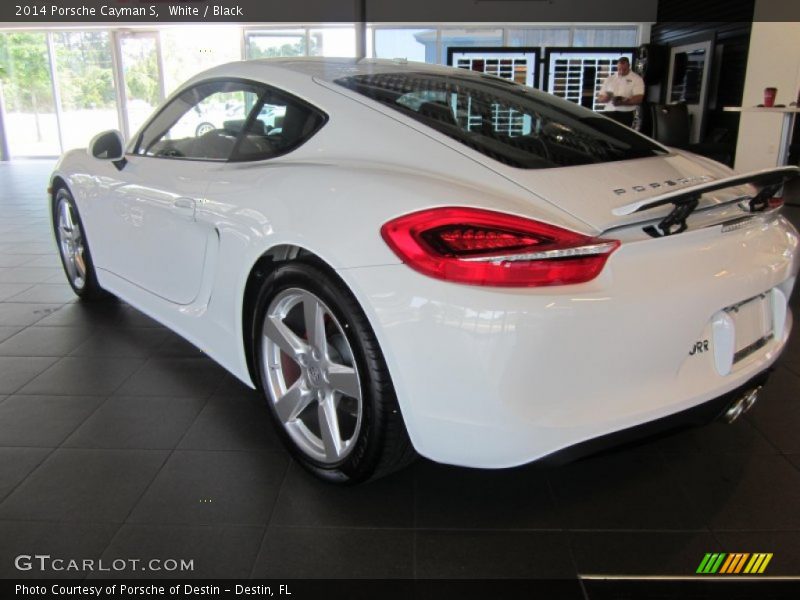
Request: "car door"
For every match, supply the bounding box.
[91,80,265,305]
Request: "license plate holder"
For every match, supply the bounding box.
[726,293,774,363]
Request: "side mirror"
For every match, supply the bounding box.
[88,130,127,170]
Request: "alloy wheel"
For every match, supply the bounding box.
[261,288,363,464]
[196,122,214,136]
[56,197,87,290]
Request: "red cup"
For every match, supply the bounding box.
[764,87,777,107]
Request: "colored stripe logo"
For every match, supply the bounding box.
[696,553,773,574]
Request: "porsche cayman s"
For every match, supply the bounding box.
[50,58,799,483]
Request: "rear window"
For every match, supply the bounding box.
[334,71,665,169]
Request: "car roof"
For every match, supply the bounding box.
[199,57,492,85]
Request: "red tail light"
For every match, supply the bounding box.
[381,207,620,287]
[768,196,784,209]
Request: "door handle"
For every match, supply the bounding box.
[172,197,196,220]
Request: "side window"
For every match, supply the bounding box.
[134,80,265,160]
[230,90,327,162]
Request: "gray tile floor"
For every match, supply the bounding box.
[0,160,799,583]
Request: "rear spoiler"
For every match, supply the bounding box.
[611,166,799,237]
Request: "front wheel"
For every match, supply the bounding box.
[254,261,415,483]
[52,187,109,300]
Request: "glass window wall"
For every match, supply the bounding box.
[160,27,242,95]
[440,28,503,64]
[309,27,356,57]
[246,29,307,59]
[573,27,638,47]
[507,28,571,47]
[373,28,430,62]
[52,31,118,151]
[0,32,60,156]
[119,33,162,136]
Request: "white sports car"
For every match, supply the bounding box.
[50,58,799,483]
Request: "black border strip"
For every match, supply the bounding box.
[5,578,800,600]
[1,0,797,23]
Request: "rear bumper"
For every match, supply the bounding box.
[339,214,799,468]
[536,370,771,465]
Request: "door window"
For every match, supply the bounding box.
[133,80,264,160]
[132,79,327,162]
[229,90,327,162]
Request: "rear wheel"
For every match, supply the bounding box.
[254,260,415,483]
[52,187,109,300]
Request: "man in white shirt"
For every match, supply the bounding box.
[597,57,644,128]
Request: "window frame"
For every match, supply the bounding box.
[129,77,328,163]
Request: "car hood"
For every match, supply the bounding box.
[486,150,749,234]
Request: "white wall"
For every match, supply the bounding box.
[734,3,800,172]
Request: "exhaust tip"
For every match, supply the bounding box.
[723,386,761,423]
[742,387,761,412]
[723,400,744,423]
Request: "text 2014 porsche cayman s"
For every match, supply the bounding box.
[50,58,799,483]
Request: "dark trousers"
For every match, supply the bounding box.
[605,110,635,127]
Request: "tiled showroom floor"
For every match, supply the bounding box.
[1,161,799,587]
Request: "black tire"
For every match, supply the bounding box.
[52,186,111,301]
[253,260,416,484]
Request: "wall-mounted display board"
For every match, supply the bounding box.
[544,47,635,111]
[447,47,540,88]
